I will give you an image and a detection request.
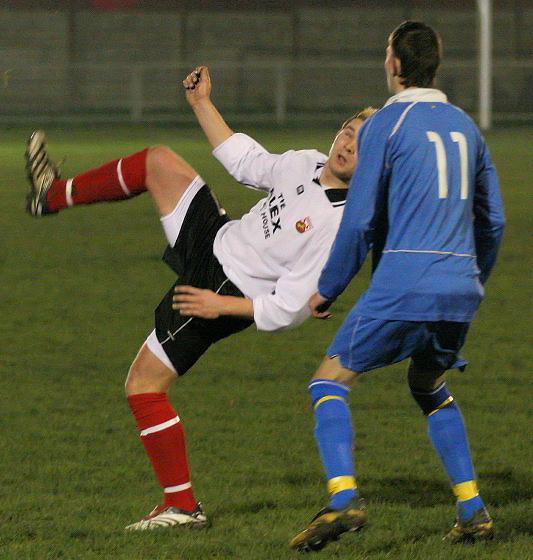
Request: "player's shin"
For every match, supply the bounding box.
[48,149,149,211]
[410,382,486,520]
[127,392,197,511]
[309,379,358,509]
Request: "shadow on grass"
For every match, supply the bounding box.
[365,476,452,506]
[478,467,533,506]
[513,519,533,537]
[286,468,533,510]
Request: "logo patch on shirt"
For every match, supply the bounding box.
[296,217,313,233]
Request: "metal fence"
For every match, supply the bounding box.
[2,1,533,127]
[3,57,533,126]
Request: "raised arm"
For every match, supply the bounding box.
[183,66,233,150]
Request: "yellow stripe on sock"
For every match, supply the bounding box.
[427,396,454,417]
[452,480,479,502]
[313,395,346,410]
[327,476,357,496]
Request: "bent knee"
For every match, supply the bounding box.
[147,145,197,181]
[125,361,149,396]
[407,362,446,391]
[312,356,360,386]
[147,144,175,167]
[125,345,178,396]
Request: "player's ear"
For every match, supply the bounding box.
[391,56,401,77]
[385,53,399,77]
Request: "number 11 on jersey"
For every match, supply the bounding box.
[426,131,469,200]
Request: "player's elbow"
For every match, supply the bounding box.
[254,302,311,332]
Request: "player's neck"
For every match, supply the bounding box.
[391,81,433,95]
[319,168,350,190]
[390,81,408,95]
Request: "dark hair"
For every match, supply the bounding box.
[391,21,441,88]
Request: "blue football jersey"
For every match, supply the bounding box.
[318,89,505,322]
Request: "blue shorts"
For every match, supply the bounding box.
[327,314,469,374]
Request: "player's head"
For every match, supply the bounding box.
[340,107,377,132]
[385,21,441,92]
[325,107,377,185]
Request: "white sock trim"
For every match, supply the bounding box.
[66,178,74,207]
[117,159,131,196]
[164,482,192,494]
[140,415,180,437]
[309,379,351,392]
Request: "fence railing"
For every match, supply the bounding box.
[2,59,533,125]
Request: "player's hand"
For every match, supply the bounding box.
[183,66,211,107]
[172,285,222,319]
[308,292,334,319]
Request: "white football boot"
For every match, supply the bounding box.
[125,502,209,531]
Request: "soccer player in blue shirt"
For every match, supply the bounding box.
[290,21,505,552]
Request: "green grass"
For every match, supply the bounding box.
[1,124,532,559]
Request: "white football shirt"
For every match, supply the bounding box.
[212,133,347,332]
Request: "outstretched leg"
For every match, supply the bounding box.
[25,130,198,218]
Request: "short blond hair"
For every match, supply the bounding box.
[341,107,378,129]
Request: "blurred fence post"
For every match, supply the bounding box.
[130,64,143,123]
[275,62,288,126]
[477,0,493,130]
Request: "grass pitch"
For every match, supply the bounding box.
[0,124,532,559]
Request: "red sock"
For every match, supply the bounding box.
[127,392,197,511]
[47,148,149,212]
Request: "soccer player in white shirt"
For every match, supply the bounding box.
[25,66,375,530]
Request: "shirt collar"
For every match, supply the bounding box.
[313,163,348,204]
[384,88,448,106]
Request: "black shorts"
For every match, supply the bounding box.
[154,184,253,375]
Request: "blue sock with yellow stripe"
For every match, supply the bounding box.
[411,382,485,520]
[309,379,357,509]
